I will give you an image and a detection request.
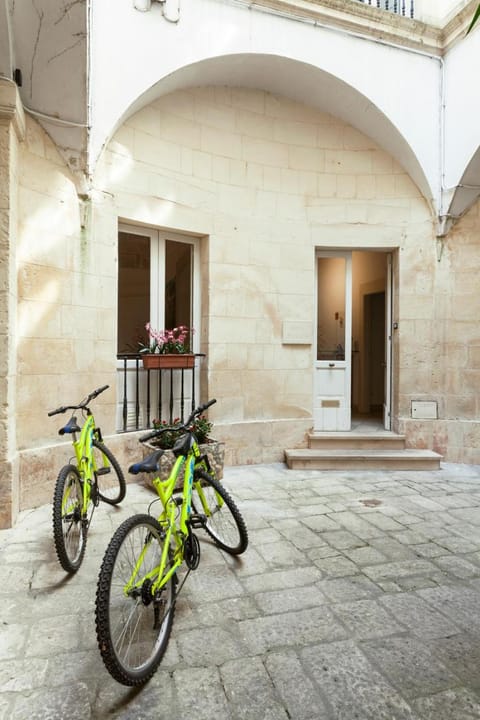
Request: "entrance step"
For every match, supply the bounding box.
[307,431,406,451]
[284,448,442,471]
[285,431,443,471]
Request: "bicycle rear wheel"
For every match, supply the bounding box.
[52,465,87,573]
[192,469,248,555]
[92,440,126,505]
[95,514,175,686]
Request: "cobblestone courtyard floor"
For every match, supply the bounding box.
[2,462,480,719]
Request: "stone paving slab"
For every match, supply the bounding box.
[2,462,480,718]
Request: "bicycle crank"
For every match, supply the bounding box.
[185,531,200,570]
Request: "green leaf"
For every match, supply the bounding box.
[467,3,480,34]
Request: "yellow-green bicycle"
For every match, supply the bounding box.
[95,399,248,686]
[48,385,126,573]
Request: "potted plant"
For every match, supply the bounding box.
[143,414,225,482]
[139,323,195,369]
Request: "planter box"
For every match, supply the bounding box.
[143,439,225,484]
[141,353,195,370]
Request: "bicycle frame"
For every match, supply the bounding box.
[124,439,220,597]
[66,412,96,514]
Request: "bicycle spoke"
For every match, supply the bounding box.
[96,515,176,685]
[52,465,87,573]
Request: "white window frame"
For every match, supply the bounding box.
[118,222,201,354]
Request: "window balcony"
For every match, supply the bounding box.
[116,354,204,432]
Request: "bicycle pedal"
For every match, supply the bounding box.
[189,514,206,529]
[96,467,111,476]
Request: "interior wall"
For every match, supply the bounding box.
[352,251,387,414]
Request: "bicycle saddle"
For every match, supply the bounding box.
[59,417,81,435]
[129,449,164,475]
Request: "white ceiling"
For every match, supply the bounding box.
[1,0,88,184]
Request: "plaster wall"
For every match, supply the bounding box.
[415,0,472,25]
[443,26,480,190]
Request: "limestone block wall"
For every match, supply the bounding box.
[13,117,121,512]
[95,85,431,461]
[16,118,119,451]
[0,79,24,528]
[399,200,480,464]
[10,84,480,518]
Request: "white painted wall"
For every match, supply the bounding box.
[415,0,471,25]
[90,0,442,209]
[443,25,480,191]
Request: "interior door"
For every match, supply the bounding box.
[314,252,352,431]
[383,253,393,430]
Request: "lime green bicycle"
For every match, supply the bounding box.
[48,385,126,573]
[95,399,248,686]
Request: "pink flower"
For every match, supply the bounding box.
[140,322,194,354]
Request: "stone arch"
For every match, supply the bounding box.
[93,54,434,213]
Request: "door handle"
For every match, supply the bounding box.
[329,363,335,368]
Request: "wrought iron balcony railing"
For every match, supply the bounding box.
[116,353,203,432]
[355,0,414,18]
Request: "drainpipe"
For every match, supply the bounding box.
[436,53,449,251]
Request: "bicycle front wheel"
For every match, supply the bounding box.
[52,465,87,573]
[192,469,248,555]
[95,514,175,686]
[92,440,126,505]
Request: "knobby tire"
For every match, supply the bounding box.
[52,464,87,573]
[95,514,175,686]
[192,469,248,555]
[92,439,126,505]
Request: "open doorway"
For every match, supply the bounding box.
[352,251,391,430]
[314,249,392,432]
[361,290,385,419]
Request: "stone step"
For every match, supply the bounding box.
[284,448,442,471]
[308,432,406,450]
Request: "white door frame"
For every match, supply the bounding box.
[314,249,393,433]
[314,250,352,431]
[383,253,393,430]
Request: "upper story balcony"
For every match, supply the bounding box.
[276,1,472,26]
[354,0,414,18]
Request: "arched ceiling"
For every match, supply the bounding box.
[115,54,432,205]
[444,146,480,228]
[2,0,480,225]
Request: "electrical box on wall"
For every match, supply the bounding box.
[411,401,438,419]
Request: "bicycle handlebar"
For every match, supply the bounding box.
[47,384,110,416]
[139,398,217,443]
